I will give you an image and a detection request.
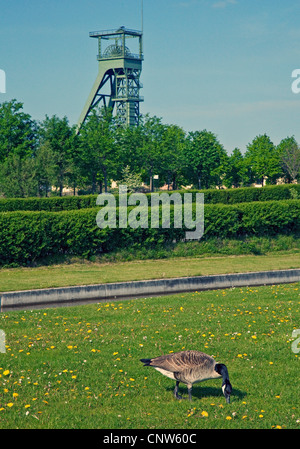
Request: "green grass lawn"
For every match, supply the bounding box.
[0,251,300,292]
[0,283,299,429]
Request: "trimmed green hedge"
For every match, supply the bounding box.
[0,195,97,212]
[0,199,299,266]
[198,184,300,204]
[1,184,300,212]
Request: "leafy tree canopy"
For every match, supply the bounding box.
[0,99,37,162]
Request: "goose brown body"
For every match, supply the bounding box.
[140,350,232,402]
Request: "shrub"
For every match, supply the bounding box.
[0,195,98,212]
[238,200,300,235]
[0,199,299,266]
[1,185,300,212]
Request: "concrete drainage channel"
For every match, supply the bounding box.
[0,269,300,312]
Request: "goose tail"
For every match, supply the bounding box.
[140,358,151,366]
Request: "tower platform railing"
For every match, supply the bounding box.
[97,53,144,61]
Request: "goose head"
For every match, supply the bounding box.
[222,379,232,404]
[215,363,232,404]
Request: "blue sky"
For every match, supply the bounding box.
[1,0,300,153]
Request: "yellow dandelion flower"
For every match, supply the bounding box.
[201,411,208,417]
[7,403,14,408]
[12,393,18,398]
[3,370,10,376]
[25,404,30,408]
[226,416,232,420]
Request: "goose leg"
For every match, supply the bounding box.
[187,386,193,401]
[174,381,182,400]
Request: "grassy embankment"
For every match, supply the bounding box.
[0,235,300,292]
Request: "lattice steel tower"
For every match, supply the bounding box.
[77,27,143,130]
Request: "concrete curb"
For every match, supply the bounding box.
[1,268,299,312]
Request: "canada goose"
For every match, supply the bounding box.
[140,350,232,403]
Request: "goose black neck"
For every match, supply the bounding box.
[215,363,230,384]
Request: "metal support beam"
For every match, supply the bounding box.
[77,27,143,133]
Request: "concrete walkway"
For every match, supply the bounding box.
[1,268,299,312]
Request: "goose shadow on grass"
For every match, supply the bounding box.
[166,385,246,402]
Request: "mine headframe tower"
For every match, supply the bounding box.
[77,27,143,131]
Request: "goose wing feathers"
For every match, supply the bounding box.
[145,350,215,373]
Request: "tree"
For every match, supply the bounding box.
[277,136,300,183]
[34,141,56,197]
[244,134,282,185]
[160,124,186,190]
[0,99,37,197]
[38,115,76,196]
[0,153,36,197]
[138,115,166,192]
[224,148,247,188]
[78,107,118,193]
[0,99,37,163]
[185,130,227,189]
[114,122,145,181]
[118,165,142,193]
